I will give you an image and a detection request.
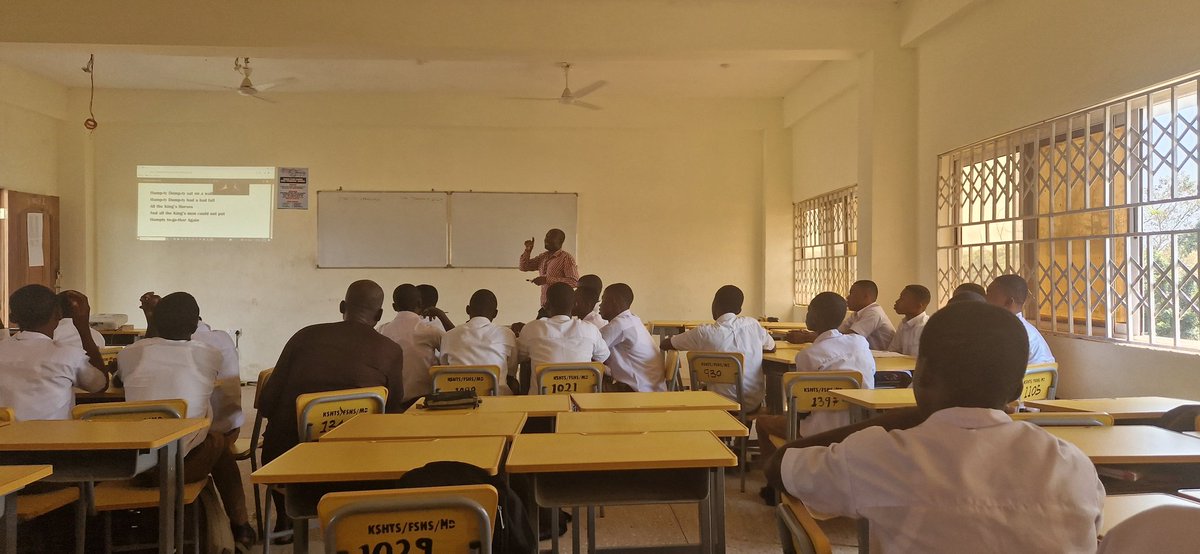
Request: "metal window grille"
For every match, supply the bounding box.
[794,186,858,305]
[937,72,1200,351]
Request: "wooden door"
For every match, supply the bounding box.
[1,189,61,325]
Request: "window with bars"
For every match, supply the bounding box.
[937,73,1200,351]
[794,186,858,305]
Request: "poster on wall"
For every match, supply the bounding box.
[277,167,309,209]
[27,212,44,267]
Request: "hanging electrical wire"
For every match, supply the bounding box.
[82,54,98,130]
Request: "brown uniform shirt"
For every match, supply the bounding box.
[259,320,405,462]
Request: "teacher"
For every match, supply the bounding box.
[519,228,580,307]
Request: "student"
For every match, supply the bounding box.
[575,274,607,328]
[417,283,454,331]
[662,285,774,412]
[985,274,1055,364]
[766,302,1103,553]
[947,290,987,305]
[597,283,665,392]
[259,280,405,537]
[0,286,109,420]
[887,285,931,356]
[440,289,520,395]
[756,291,874,498]
[840,280,896,350]
[953,282,987,298]
[116,292,255,548]
[378,284,446,404]
[52,292,106,348]
[517,283,609,388]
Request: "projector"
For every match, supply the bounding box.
[89,313,129,331]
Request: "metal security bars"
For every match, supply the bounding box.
[937,73,1200,351]
[794,186,858,306]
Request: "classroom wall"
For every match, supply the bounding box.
[0,61,65,198]
[77,90,785,378]
[914,0,1200,400]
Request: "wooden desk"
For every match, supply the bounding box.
[405,394,571,417]
[0,419,207,554]
[507,431,736,553]
[0,465,52,554]
[832,388,917,423]
[1101,493,1200,538]
[1026,397,1199,422]
[648,320,806,340]
[252,436,505,554]
[571,391,738,412]
[1045,426,1200,464]
[317,412,527,442]
[74,384,125,404]
[762,349,916,414]
[555,410,748,438]
[98,328,145,346]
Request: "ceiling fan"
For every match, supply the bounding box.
[228,57,294,102]
[511,62,606,110]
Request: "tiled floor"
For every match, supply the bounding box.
[237,385,860,553]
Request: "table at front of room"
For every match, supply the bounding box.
[507,430,736,554]
[647,320,807,341]
[570,391,739,412]
[251,436,506,554]
[0,465,53,554]
[1026,396,1199,424]
[0,419,208,554]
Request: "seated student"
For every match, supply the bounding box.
[887,285,931,356]
[786,280,895,350]
[379,284,446,404]
[259,280,405,537]
[662,285,775,412]
[953,282,987,298]
[518,282,609,390]
[756,291,875,498]
[766,302,1103,553]
[985,274,1055,364]
[417,283,455,331]
[0,286,110,420]
[439,289,520,395]
[117,292,255,548]
[52,292,106,348]
[574,274,607,328]
[597,283,665,392]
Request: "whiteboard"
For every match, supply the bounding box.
[450,192,578,268]
[317,191,448,268]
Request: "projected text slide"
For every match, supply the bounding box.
[137,166,274,241]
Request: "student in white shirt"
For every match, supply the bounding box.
[887,284,931,356]
[518,283,609,392]
[986,274,1055,364]
[574,274,608,329]
[440,289,520,395]
[756,291,875,501]
[662,285,775,412]
[840,280,896,350]
[597,283,665,392]
[766,302,1103,553]
[117,292,255,548]
[52,292,106,348]
[378,284,446,404]
[0,286,110,421]
[417,283,454,332]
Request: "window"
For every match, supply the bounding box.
[794,186,858,305]
[937,73,1200,351]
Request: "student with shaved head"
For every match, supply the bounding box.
[986,274,1055,364]
[575,274,608,328]
[517,283,609,388]
[440,289,520,395]
[519,228,580,307]
[888,284,932,356]
[662,285,775,411]
[597,283,665,392]
[379,283,445,404]
[258,280,405,538]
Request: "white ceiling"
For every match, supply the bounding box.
[0,44,824,99]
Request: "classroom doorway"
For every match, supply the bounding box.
[0,189,61,325]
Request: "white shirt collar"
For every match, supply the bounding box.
[813,329,843,343]
[715,313,738,324]
[613,309,633,321]
[924,407,1012,429]
[464,316,491,328]
[548,314,572,323]
[901,312,929,325]
[13,330,52,341]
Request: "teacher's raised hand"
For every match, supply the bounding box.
[524,236,535,249]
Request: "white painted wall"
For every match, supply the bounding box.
[0,61,65,197]
[792,88,858,202]
[914,0,1200,400]
[79,90,783,378]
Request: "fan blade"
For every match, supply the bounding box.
[249,94,277,104]
[570,100,603,111]
[570,80,607,99]
[505,97,561,101]
[253,77,297,92]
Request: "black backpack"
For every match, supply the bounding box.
[395,461,535,553]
